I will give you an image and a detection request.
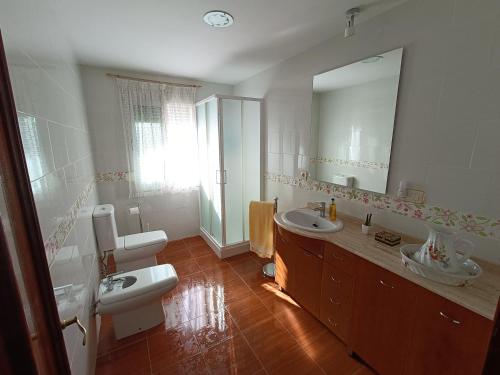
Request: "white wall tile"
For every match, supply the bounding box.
[283,154,297,177]
[80,65,234,240]
[234,0,500,262]
[1,0,99,372]
[48,121,69,169]
[470,120,500,170]
[18,114,55,181]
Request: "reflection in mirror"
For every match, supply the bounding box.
[310,48,403,194]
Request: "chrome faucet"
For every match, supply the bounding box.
[308,201,326,217]
[104,271,124,292]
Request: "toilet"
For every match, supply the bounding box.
[96,264,178,339]
[92,204,167,272]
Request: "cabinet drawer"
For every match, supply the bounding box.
[320,292,352,342]
[324,242,356,272]
[322,263,354,303]
[277,226,324,259]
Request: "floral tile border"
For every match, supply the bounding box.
[44,179,96,265]
[265,172,500,240]
[95,171,129,182]
[310,157,389,170]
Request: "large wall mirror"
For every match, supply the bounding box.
[310,47,403,194]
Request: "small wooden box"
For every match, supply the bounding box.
[375,231,401,246]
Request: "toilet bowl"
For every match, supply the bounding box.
[93,204,167,272]
[96,264,178,339]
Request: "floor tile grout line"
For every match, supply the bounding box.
[185,316,213,375]
[97,237,335,374]
[96,336,148,358]
[145,336,153,375]
[227,258,329,374]
[236,325,270,375]
[225,260,273,374]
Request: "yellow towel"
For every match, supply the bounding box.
[249,201,275,259]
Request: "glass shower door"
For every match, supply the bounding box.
[221,99,243,245]
[221,98,261,245]
[196,104,210,235]
[241,100,261,241]
[196,98,222,245]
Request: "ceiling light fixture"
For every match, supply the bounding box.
[362,55,384,63]
[344,7,360,38]
[203,10,234,28]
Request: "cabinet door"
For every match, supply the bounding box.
[405,289,494,375]
[295,248,323,317]
[351,259,416,375]
[275,231,297,295]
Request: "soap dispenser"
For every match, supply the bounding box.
[329,198,337,221]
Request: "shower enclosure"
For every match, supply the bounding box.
[196,95,262,257]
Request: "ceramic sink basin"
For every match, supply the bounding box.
[282,209,343,233]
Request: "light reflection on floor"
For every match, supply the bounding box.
[96,236,372,374]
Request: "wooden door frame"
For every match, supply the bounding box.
[0,31,71,374]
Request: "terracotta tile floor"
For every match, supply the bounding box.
[95,236,373,375]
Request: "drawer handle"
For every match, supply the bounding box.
[379,279,394,289]
[330,276,341,284]
[439,311,461,325]
[329,297,341,305]
[327,317,338,327]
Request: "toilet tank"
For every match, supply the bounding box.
[93,204,119,253]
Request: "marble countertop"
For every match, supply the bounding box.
[275,211,500,321]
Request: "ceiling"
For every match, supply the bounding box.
[3,0,406,85]
[314,47,403,92]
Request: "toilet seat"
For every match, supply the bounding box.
[113,230,167,263]
[97,264,178,314]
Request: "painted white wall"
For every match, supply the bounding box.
[1,0,100,372]
[80,65,233,240]
[234,0,500,263]
[313,76,399,193]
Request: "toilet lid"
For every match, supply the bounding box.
[124,230,167,250]
[99,264,178,305]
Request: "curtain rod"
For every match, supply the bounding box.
[106,73,202,88]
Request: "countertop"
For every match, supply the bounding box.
[275,211,500,321]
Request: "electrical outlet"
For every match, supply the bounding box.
[403,188,425,204]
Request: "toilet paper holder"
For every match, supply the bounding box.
[128,204,144,233]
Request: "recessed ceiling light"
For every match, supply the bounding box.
[203,11,234,28]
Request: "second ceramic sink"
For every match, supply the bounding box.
[282,209,343,233]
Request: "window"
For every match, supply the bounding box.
[117,79,198,197]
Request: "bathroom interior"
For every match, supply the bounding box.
[1,0,500,374]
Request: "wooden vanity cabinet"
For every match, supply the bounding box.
[350,259,417,375]
[275,229,297,295]
[275,227,323,317]
[404,288,494,375]
[275,226,497,375]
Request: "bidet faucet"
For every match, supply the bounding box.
[307,201,326,217]
[104,271,124,291]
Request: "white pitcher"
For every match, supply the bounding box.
[414,224,474,274]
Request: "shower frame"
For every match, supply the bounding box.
[196,94,264,258]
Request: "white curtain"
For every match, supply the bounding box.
[117,78,199,197]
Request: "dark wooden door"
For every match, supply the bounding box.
[0,31,71,374]
[405,289,493,375]
[351,259,416,375]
